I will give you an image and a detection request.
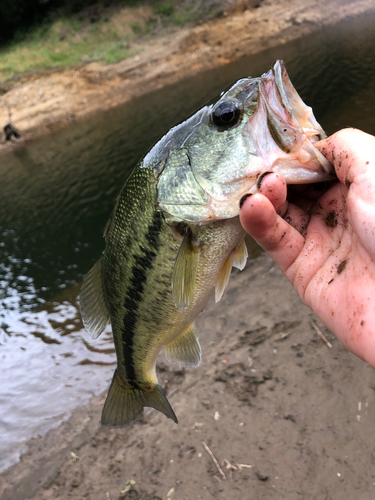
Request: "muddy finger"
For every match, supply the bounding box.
[240,193,305,273]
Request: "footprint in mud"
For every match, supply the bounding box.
[235,320,301,348]
[217,320,301,403]
[215,362,273,403]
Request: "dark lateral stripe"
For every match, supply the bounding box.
[121,211,163,385]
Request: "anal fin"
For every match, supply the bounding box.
[101,370,178,427]
[165,323,201,368]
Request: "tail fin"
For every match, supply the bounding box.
[101,370,178,427]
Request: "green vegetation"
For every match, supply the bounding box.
[154,2,176,16]
[0,1,228,82]
[0,17,135,81]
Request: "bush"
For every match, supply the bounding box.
[0,0,99,44]
[154,2,175,16]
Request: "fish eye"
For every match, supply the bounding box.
[212,99,241,128]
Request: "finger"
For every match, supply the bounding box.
[257,172,289,217]
[316,128,375,186]
[256,174,311,234]
[283,203,310,236]
[258,172,287,211]
[286,184,351,299]
[288,192,316,214]
[239,193,305,272]
[317,128,375,257]
[286,214,345,301]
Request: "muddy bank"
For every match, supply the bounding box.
[1,0,375,155]
[1,253,375,500]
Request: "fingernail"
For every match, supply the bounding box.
[239,193,252,208]
[256,171,273,190]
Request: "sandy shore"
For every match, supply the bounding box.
[1,0,375,155]
[1,252,375,499]
[2,1,375,499]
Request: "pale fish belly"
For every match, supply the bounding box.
[126,215,247,381]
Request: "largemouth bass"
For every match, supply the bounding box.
[80,61,333,427]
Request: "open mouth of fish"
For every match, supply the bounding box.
[251,60,333,188]
[156,60,335,223]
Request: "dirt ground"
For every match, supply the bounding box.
[2,1,375,498]
[1,0,374,155]
[1,251,375,500]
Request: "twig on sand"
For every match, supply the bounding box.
[202,441,226,480]
[237,463,252,470]
[311,321,333,349]
[224,459,238,470]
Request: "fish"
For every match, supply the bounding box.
[79,60,334,427]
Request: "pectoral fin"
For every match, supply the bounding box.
[215,240,247,303]
[232,239,248,270]
[165,323,202,368]
[172,228,200,310]
[215,252,235,303]
[79,257,110,339]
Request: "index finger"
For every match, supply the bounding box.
[316,128,375,187]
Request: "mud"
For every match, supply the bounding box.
[1,253,375,500]
[2,1,375,498]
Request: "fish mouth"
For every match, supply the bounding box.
[157,61,335,224]
[257,60,334,182]
[272,60,324,142]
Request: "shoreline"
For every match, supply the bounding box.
[2,2,375,498]
[1,0,375,156]
[2,254,375,499]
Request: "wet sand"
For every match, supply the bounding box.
[1,253,375,499]
[2,1,375,498]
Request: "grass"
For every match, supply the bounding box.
[0,8,148,81]
[0,1,225,82]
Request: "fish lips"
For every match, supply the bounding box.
[262,60,324,146]
[257,60,334,178]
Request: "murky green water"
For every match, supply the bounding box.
[1,10,375,471]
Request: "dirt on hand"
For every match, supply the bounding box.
[2,1,375,498]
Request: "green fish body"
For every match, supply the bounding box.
[80,61,334,426]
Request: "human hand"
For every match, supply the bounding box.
[240,128,375,367]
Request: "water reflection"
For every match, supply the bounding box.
[0,287,116,471]
[1,8,375,472]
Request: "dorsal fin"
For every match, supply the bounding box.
[79,257,110,339]
[172,228,200,311]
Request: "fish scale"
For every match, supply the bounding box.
[79,60,334,427]
[104,168,163,382]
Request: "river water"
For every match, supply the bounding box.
[1,10,375,471]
